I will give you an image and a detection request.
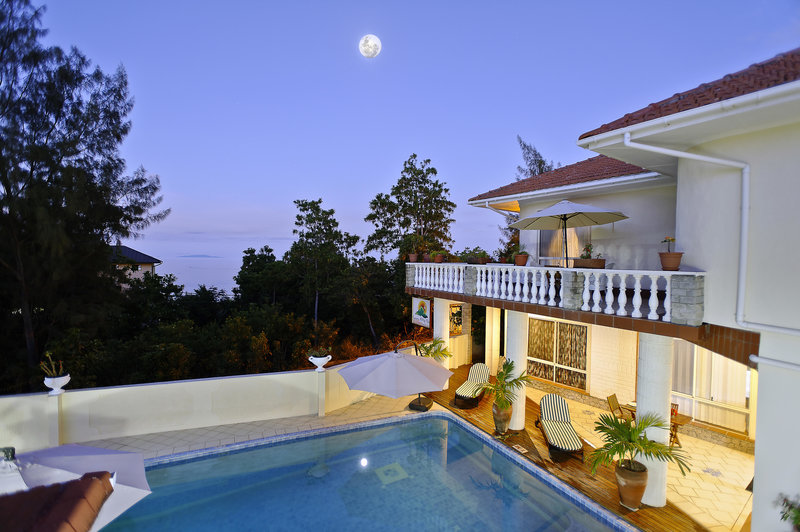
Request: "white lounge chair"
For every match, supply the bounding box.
[535,393,584,459]
[454,363,489,409]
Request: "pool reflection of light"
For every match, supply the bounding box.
[360,457,368,468]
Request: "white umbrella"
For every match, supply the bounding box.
[17,444,151,531]
[338,348,453,411]
[510,199,628,265]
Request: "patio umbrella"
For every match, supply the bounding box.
[17,444,151,531]
[338,346,453,411]
[510,199,628,265]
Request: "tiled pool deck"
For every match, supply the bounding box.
[83,389,753,531]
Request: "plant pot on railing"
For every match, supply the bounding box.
[514,253,529,266]
[434,254,444,263]
[659,252,683,271]
[573,258,606,269]
[422,253,431,263]
[407,253,418,263]
[44,374,70,396]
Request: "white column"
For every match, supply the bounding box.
[506,310,529,431]
[433,297,452,388]
[485,306,501,375]
[636,332,673,507]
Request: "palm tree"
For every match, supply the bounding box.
[588,412,690,475]
[480,360,532,409]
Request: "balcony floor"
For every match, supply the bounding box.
[83,365,753,531]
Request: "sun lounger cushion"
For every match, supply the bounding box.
[454,363,489,408]
[538,394,583,452]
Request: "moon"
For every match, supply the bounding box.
[359,34,381,58]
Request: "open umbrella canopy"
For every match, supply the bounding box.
[17,444,151,531]
[338,351,453,399]
[510,200,628,264]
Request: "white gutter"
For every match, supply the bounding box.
[484,201,509,216]
[749,355,800,372]
[623,132,800,338]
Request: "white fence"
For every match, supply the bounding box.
[413,263,466,293]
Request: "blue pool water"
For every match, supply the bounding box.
[106,415,632,531]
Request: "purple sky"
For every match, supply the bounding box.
[42,1,800,292]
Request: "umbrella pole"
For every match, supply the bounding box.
[562,216,568,267]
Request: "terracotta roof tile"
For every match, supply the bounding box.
[469,155,647,202]
[579,47,800,139]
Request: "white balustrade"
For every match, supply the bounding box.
[412,263,703,324]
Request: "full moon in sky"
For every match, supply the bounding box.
[359,34,381,58]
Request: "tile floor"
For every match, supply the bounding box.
[524,388,754,532]
[84,392,753,531]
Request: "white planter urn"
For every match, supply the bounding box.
[309,355,331,372]
[44,374,70,396]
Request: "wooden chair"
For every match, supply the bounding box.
[607,394,634,421]
[669,403,681,447]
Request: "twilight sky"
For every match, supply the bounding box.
[42,1,800,292]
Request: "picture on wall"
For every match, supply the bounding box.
[411,297,431,328]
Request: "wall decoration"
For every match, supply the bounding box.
[449,304,463,336]
[526,317,588,391]
[411,297,431,328]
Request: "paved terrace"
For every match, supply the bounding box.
[83,365,753,531]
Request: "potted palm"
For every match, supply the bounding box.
[40,352,70,396]
[658,236,683,271]
[479,360,532,434]
[589,412,690,510]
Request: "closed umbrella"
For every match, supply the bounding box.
[510,199,628,266]
[17,444,151,531]
[338,347,453,412]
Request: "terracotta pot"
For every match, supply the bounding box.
[422,253,431,263]
[492,403,512,434]
[498,257,507,263]
[407,253,418,263]
[659,252,684,271]
[434,254,444,263]
[573,258,606,269]
[479,257,490,265]
[615,461,648,510]
[514,254,529,266]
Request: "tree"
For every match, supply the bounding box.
[286,199,358,330]
[0,0,168,367]
[498,136,554,257]
[233,245,286,307]
[364,154,456,257]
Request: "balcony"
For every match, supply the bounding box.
[406,263,705,326]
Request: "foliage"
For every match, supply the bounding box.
[661,236,676,253]
[307,347,330,358]
[498,137,555,257]
[0,0,168,368]
[233,246,286,307]
[776,493,800,526]
[39,352,64,377]
[457,246,489,262]
[588,412,690,475]
[364,154,455,257]
[479,360,532,410]
[580,243,601,260]
[417,337,452,361]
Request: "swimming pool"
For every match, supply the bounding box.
[105,413,635,531]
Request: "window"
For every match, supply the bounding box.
[526,318,588,390]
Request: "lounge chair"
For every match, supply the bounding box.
[607,394,635,421]
[454,363,490,409]
[535,393,584,459]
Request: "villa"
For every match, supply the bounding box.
[407,47,800,530]
[2,48,799,531]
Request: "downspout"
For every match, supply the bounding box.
[623,132,800,338]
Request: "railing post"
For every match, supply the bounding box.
[617,273,628,316]
[632,274,644,318]
[648,274,660,320]
[604,273,615,314]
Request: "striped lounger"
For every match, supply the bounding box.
[535,393,584,459]
[454,363,490,409]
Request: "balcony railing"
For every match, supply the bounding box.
[409,263,705,326]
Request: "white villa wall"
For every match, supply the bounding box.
[517,185,676,270]
[587,326,638,405]
[60,371,318,443]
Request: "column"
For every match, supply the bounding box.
[506,310,529,431]
[485,306,501,375]
[636,332,673,507]
[433,297,452,388]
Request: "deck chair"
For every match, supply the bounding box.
[669,403,681,448]
[535,393,584,459]
[607,394,634,421]
[454,363,490,409]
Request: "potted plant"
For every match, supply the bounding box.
[40,352,70,396]
[307,347,332,372]
[573,243,606,269]
[589,412,690,510]
[401,233,423,263]
[658,236,683,271]
[478,360,533,435]
[777,494,800,531]
[431,249,447,263]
